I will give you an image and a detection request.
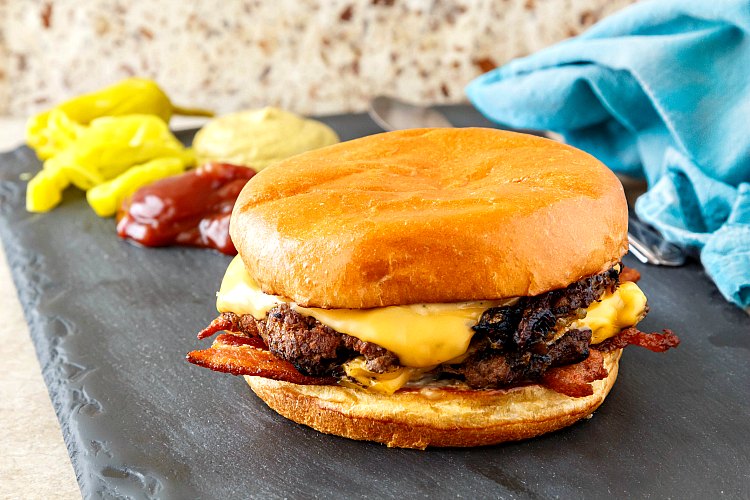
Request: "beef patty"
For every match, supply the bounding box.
[213,265,621,388]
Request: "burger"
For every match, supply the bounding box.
[187,128,679,449]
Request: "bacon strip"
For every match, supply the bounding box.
[198,312,261,340]
[541,350,608,397]
[197,314,238,339]
[620,266,641,283]
[597,327,680,353]
[186,342,336,385]
[192,317,336,385]
[215,333,267,349]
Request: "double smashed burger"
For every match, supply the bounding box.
[187,128,679,449]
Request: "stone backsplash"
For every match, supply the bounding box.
[1,0,636,117]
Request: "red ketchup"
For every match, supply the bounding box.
[116,163,256,255]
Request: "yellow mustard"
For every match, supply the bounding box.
[192,107,339,170]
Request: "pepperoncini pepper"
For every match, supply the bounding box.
[26,114,195,213]
[26,78,212,160]
[86,157,187,217]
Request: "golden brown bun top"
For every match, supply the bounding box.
[231,128,627,308]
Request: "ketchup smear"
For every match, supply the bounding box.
[116,163,256,255]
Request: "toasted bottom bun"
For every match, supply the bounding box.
[245,349,622,449]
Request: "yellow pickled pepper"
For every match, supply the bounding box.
[24,78,210,214]
[85,157,187,217]
[26,115,195,213]
[26,78,212,160]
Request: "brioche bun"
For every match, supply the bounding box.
[246,349,622,449]
[227,128,630,448]
[231,128,627,309]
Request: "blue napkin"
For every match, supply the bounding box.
[465,0,750,308]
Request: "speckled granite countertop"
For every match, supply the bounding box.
[1,0,636,118]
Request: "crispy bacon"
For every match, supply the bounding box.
[198,312,261,340]
[597,327,680,353]
[186,337,336,385]
[620,266,641,283]
[541,349,608,397]
[197,314,238,339]
[215,333,267,349]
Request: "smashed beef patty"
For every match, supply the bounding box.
[214,306,399,377]
[212,265,621,388]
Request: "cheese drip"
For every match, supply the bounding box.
[576,281,647,343]
[342,358,429,395]
[216,256,648,373]
[216,256,282,317]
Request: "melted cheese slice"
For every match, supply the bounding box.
[217,257,510,367]
[344,283,648,393]
[216,256,648,373]
[576,281,648,344]
[216,256,282,318]
[295,302,505,367]
[342,358,428,395]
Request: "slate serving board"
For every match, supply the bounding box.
[1,107,749,500]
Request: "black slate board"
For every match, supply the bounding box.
[1,107,749,500]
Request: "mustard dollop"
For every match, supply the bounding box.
[193,107,339,170]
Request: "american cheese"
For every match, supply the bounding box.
[575,281,648,344]
[217,256,510,367]
[295,302,503,367]
[346,282,648,393]
[342,358,429,395]
[216,256,648,375]
[217,256,282,318]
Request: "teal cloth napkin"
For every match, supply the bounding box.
[465,0,750,308]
